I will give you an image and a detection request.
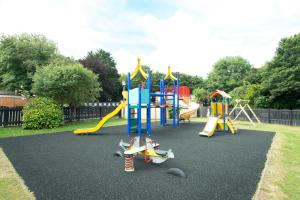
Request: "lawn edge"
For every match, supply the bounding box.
[0,148,36,200]
[0,118,127,139]
[252,132,285,200]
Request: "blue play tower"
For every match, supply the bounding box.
[126,59,180,137]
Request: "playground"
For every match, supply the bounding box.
[0,122,274,200]
[0,57,299,200]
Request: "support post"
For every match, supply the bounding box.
[138,84,142,136]
[246,104,261,124]
[147,71,151,135]
[172,80,176,128]
[127,72,131,136]
[177,78,180,127]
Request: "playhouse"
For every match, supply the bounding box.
[199,89,237,137]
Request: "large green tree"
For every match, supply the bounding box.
[32,61,100,107]
[0,33,58,93]
[206,56,252,92]
[260,33,300,109]
[178,73,204,92]
[80,49,122,101]
[193,88,209,105]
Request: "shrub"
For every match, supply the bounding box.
[22,97,63,129]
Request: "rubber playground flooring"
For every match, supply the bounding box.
[0,122,274,200]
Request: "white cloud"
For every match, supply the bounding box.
[0,0,107,58]
[1,0,300,77]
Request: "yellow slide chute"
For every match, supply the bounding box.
[73,102,126,135]
[199,116,219,137]
[74,91,128,135]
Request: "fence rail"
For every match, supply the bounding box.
[0,102,120,127]
[1,105,300,127]
[198,106,300,126]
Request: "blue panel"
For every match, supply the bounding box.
[129,88,150,105]
[141,89,150,104]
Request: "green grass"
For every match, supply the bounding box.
[0,118,127,138]
[0,148,35,200]
[193,117,300,200]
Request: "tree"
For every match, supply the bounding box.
[0,33,58,93]
[259,33,300,109]
[206,56,252,92]
[81,49,122,101]
[175,73,202,92]
[229,84,261,106]
[32,61,100,107]
[243,67,264,84]
[193,88,209,105]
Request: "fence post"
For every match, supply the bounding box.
[3,107,9,127]
[290,109,293,126]
[76,107,80,121]
[268,108,271,123]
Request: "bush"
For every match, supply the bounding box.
[22,97,63,129]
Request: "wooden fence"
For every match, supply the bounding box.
[198,106,300,126]
[1,104,300,127]
[0,102,120,127]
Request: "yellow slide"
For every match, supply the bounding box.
[73,102,126,135]
[179,101,199,121]
[199,116,219,137]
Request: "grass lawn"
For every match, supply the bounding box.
[0,118,127,138]
[193,118,300,200]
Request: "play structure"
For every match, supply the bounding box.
[74,58,199,172]
[120,59,180,172]
[199,90,237,137]
[229,99,261,126]
[74,59,198,135]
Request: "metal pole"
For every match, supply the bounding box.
[127,72,131,136]
[138,84,142,136]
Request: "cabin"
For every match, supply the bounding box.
[0,91,27,107]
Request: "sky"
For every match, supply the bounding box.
[0,0,299,77]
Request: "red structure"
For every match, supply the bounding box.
[165,86,190,98]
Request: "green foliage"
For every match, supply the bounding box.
[193,88,209,104]
[243,67,264,84]
[206,56,252,92]
[177,73,204,92]
[22,97,63,129]
[32,61,100,107]
[229,84,261,106]
[0,33,58,93]
[260,33,300,109]
[81,49,122,101]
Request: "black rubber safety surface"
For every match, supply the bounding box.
[0,122,274,200]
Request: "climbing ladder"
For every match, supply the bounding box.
[226,118,238,134]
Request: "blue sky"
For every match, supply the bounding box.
[0,0,300,77]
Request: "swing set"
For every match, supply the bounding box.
[229,99,261,126]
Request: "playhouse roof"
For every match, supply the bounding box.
[210,89,232,99]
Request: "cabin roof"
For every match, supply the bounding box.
[210,89,232,99]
